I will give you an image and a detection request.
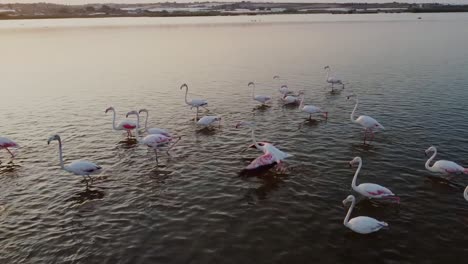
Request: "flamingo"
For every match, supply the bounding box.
[273,75,292,96]
[342,195,388,234]
[324,65,344,91]
[348,95,384,144]
[249,82,271,106]
[105,107,137,138]
[299,96,328,120]
[235,121,292,172]
[197,116,222,128]
[425,146,468,176]
[180,83,208,120]
[0,137,19,159]
[282,91,304,105]
[349,157,400,203]
[47,134,102,187]
[464,186,468,201]
[126,111,181,165]
[137,109,171,137]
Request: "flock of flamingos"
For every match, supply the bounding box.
[1,66,467,235]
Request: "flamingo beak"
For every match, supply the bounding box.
[348,162,353,168]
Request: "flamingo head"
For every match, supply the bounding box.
[373,123,385,130]
[346,93,356,100]
[126,110,138,118]
[138,109,149,114]
[324,65,330,70]
[342,195,355,206]
[425,146,436,156]
[47,134,61,145]
[235,121,254,129]
[180,83,188,90]
[348,156,362,167]
[105,106,114,113]
[273,75,280,80]
[281,85,288,89]
[248,82,255,87]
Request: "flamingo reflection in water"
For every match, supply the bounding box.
[235,121,292,176]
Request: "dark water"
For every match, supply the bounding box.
[1,14,468,263]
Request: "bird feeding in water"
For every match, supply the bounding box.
[235,121,292,175]
[105,106,138,138]
[249,81,271,106]
[126,111,181,166]
[47,134,102,188]
[299,95,328,121]
[180,83,208,121]
[0,137,19,161]
[348,157,400,203]
[348,94,384,144]
[137,109,172,137]
[282,91,304,105]
[342,194,389,234]
[424,146,468,178]
[197,115,222,128]
[324,65,345,92]
[273,75,293,96]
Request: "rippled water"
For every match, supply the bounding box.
[1,13,468,263]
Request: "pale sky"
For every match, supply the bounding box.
[0,0,466,4]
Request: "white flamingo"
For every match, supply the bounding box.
[235,121,292,172]
[126,111,181,165]
[47,134,102,187]
[282,91,304,105]
[348,95,384,144]
[425,146,468,176]
[273,75,292,96]
[249,82,271,106]
[342,195,388,234]
[0,137,19,159]
[180,83,208,120]
[299,96,328,120]
[197,116,222,128]
[137,109,171,137]
[349,157,400,203]
[324,65,344,91]
[105,107,137,138]
[464,186,468,201]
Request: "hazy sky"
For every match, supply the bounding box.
[0,0,465,4]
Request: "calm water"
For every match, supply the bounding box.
[1,13,468,263]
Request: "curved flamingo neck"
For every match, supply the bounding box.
[344,197,355,227]
[351,160,362,190]
[183,86,190,105]
[133,113,142,143]
[350,98,359,123]
[57,138,65,170]
[464,186,468,201]
[425,148,437,172]
[142,111,149,131]
[250,126,261,149]
[109,109,117,130]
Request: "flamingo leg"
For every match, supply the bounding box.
[196,107,199,121]
[5,148,14,157]
[154,149,159,165]
[363,129,368,144]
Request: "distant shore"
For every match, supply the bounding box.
[1,2,468,20]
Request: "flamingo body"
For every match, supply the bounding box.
[141,134,173,148]
[299,97,328,119]
[197,116,221,127]
[105,107,137,137]
[343,195,388,234]
[355,115,384,130]
[138,109,172,137]
[282,93,303,105]
[65,160,102,176]
[254,95,271,104]
[0,137,18,149]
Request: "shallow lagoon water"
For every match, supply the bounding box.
[1,13,468,263]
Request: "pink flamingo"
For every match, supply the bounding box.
[347,95,384,144]
[425,146,468,176]
[235,121,292,173]
[349,157,400,203]
[0,137,18,159]
[126,111,181,165]
[105,107,137,138]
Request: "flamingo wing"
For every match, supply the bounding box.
[263,143,292,163]
[117,119,137,130]
[433,160,465,174]
[147,128,171,137]
[246,153,276,170]
[67,160,102,175]
[357,183,394,198]
[348,216,388,234]
[0,137,19,148]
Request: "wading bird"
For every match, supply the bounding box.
[137,109,171,137]
[324,65,344,91]
[425,146,468,176]
[273,75,292,96]
[299,96,328,120]
[47,134,102,187]
[249,82,271,106]
[197,115,222,128]
[348,157,399,203]
[105,107,137,138]
[235,121,292,173]
[464,186,468,201]
[282,91,304,105]
[348,95,384,144]
[127,111,181,165]
[0,137,18,159]
[342,194,388,234]
[180,83,208,120]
